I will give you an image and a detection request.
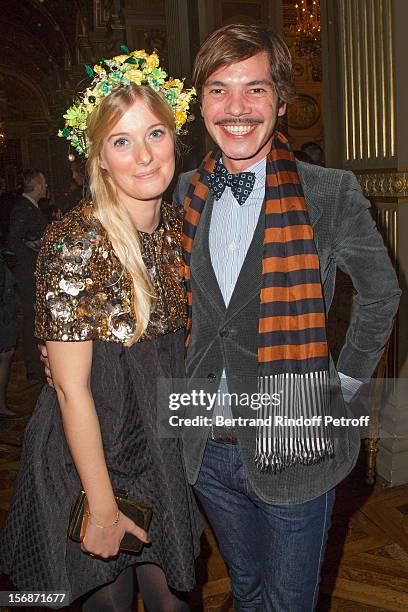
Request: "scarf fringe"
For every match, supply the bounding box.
[254,371,334,472]
[254,444,335,473]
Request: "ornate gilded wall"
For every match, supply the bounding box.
[282,0,324,152]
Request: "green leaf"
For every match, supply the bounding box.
[110,70,124,84]
[120,44,130,53]
[84,64,94,77]
[124,57,137,64]
[165,90,177,104]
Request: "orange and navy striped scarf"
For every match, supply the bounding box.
[182,131,334,471]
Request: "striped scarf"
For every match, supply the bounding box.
[181,131,334,471]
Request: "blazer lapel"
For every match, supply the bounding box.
[190,193,226,315]
[297,161,323,230]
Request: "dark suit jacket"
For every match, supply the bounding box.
[174,161,401,504]
[7,195,48,279]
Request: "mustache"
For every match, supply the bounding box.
[214,118,263,125]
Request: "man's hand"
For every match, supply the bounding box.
[38,343,53,387]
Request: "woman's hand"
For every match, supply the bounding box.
[81,511,150,559]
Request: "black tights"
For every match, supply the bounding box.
[81,564,190,612]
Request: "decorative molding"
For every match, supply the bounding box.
[356,172,408,198]
[287,94,320,129]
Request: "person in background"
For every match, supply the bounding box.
[293,149,314,163]
[7,169,48,383]
[300,140,325,166]
[0,251,19,419]
[65,158,86,211]
[0,190,18,247]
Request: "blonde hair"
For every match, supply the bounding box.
[86,84,175,344]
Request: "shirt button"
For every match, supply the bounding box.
[219,328,229,338]
[207,372,217,381]
[228,242,238,252]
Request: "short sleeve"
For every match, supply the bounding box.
[35,220,101,342]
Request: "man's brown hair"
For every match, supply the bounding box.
[193,23,295,103]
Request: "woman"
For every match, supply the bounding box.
[0,53,201,611]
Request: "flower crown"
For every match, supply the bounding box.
[58,46,196,157]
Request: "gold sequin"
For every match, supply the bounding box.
[35,200,187,343]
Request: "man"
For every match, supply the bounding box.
[301,141,325,166]
[174,24,400,611]
[64,159,85,212]
[8,169,48,382]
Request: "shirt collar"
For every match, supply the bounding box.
[220,155,266,184]
[22,193,38,208]
[245,156,266,186]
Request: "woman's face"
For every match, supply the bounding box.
[99,99,175,208]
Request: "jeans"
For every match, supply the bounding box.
[194,440,335,612]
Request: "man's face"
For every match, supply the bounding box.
[37,173,47,199]
[200,51,286,173]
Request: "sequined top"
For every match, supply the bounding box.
[35,200,187,343]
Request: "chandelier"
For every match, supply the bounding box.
[294,0,321,56]
[294,0,321,80]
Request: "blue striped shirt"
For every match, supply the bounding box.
[209,157,266,307]
[209,157,266,420]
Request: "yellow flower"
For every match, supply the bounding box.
[182,88,196,103]
[83,99,94,113]
[177,94,189,110]
[175,109,187,130]
[164,78,183,92]
[176,89,195,112]
[131,50,148,60]
[146,53,160,70]
[112,54,129,64]
[127,70,144,85]
[82,87,100,112]
[93,64,105,74]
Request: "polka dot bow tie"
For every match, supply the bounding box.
[208,160,256,205]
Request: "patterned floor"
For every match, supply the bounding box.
[1,341,408,611]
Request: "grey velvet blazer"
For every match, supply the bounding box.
[173,161,401,504]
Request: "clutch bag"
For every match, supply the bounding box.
[68,489,152,554]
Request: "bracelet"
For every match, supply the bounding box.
[87,509,120,529]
